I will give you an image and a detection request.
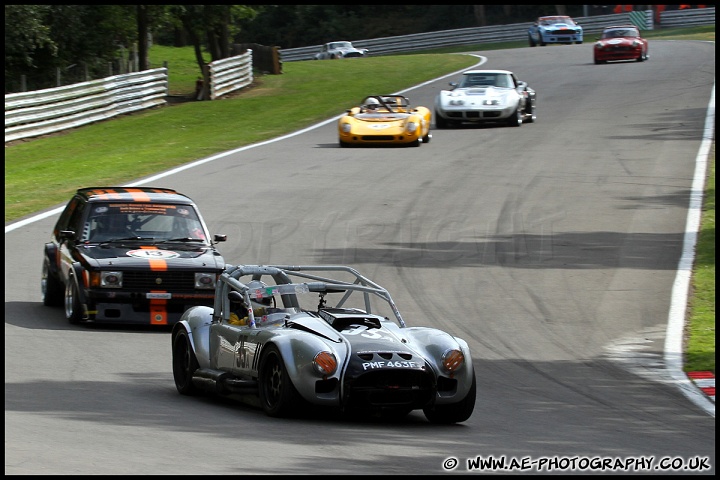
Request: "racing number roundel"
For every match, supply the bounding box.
[127,249,180,259]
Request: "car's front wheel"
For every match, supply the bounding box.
[506,107,522,127]
[435,112,449,129]
[423,370,477,424]
[258,345,303,417]
[172,330,201,395]
[64,275,83,324]
[42,258,64,307]
[528,34,537,47]
[538,34,546,46]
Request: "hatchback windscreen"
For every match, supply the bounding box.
[82,203,206,242]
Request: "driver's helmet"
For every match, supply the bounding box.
[247,280,274,308]
[364,97,381,111]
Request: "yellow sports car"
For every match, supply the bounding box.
[338,95,432,147]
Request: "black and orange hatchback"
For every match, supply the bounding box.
[41,187,227,325]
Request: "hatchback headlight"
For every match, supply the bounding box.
[100,271,123,288]
[194,272,216,289]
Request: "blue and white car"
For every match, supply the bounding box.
[528,15,583,46]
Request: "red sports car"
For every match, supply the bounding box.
[593,25,649,64]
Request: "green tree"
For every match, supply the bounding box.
[169,5,257,100]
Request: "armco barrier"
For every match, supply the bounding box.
[279,8,714,62]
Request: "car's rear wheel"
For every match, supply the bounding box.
[64,275,83,324]
[524,101,536,124]
[258,345,303,417]
[423,370,477,424]
[42,258,64,307]
[172,330,201,395]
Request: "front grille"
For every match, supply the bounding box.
[449,111,501,119]
[122,270,197,290]
[343,52,363,58]
[360,135,396,141]
[345,370,434,409]
[548,29,576,35]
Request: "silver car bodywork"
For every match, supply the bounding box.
[171,264,476,423]
[434,69,537,128]
[314,41,368,60]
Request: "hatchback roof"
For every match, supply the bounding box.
[76,187,194,205]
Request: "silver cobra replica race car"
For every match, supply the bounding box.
[171,264,476,423]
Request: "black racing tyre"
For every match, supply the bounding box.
[435,112,449,129]
[258,344,303,417]
[524,101,536,124]
[339,140,351,148]
[409,138,421,147]
[538,34,546,46]
[506,107,522,127]
[172,330,201,395]
[42,258,64,307]
[423,370,477,424]
[422,132,431,144]
[528,35,537,47]
[64,275,83,324]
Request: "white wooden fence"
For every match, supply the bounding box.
[5,49,254,143]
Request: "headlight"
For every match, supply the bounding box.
[482,99,500,106]
[441,349,465,374]
[341,123,352,133]
[449,99,465,106]
[100,271,122,288]
[632,40,641,47]
[405,121,418,134]
[313,351,337,376]
[194,272,216,289]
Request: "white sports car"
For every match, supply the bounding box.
[434,69,536,128]
[314,41,368,60]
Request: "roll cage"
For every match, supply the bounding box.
[214,265,407,328]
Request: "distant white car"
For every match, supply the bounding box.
[314,41,368,60]
[434,69,536,128]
